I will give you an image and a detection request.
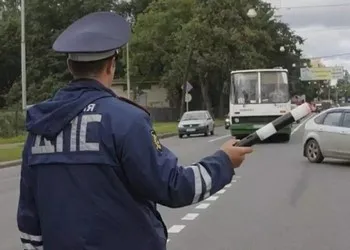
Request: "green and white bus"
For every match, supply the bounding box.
[229,68,292,142]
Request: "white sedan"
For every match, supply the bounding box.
[303,106,350,163]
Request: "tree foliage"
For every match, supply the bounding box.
[0,0,307,116]
[130,0,305,115]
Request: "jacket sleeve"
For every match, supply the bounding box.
[17,138,43,249]
[119,114,234,208]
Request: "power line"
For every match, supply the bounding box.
[303,52,350,59]
[280,3,350,10]
[294,26,350,33]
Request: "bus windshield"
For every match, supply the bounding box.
[232,72,259,104]
[261,71,289,103]
[232,71,289,104]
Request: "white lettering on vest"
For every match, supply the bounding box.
[31,114,102,154]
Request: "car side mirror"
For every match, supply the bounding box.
[177,119,180,122]
[207,117,211,120]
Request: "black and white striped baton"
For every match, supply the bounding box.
[234,102,312,147]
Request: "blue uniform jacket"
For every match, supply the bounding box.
[17,79,234,250]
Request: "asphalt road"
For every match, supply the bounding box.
[1,118,350,250]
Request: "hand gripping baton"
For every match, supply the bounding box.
[234,103,312,147]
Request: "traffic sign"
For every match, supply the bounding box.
[185,93,192,102]
[181,81,193,92]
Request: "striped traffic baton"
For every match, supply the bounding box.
[234,102,312,147]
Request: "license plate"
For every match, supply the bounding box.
[253,124,264,128]
[186,128,196,132]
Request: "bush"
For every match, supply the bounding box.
[0,108,26,138]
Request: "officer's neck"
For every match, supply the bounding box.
[74,75,112,88]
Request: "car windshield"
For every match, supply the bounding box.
[181,112,206,121]
[232,71,289,104]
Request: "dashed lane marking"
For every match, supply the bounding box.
[217,189,226,194]
[168,225,186,233]
[195,203,210,209]
[206,195,219,201]
[181,213,199,221]
[208,134,231,142]
[167,176,241,244]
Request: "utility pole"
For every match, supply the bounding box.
[126,42,130,99]
[21,0,27,111]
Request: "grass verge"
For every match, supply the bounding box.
[0,120,224,162]
[0,145,23,163]
[0,134,27,144]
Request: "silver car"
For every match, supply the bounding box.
[303,106,350,163]
[178,110,215,138]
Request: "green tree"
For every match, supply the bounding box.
[5,0,118,106]
[0,2,21,107]
[130,0,306,116]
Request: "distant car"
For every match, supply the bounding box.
[178,110,215,138]
[303,107,350,163]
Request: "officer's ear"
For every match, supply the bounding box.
[67,58,73,75]
[105,57,115,75]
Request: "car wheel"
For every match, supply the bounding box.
[305,139,324,163]
[210,128,214,135]
[178,134,183,139]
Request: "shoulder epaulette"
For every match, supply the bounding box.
[118,97,150,116]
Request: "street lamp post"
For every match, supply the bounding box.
[125,17,132,99]
[126,42,130,99]
[21,0,27,111]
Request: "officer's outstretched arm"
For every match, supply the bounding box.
[17,140,43,249]
[120,114,234,208]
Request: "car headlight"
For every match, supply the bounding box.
[225,118,229,122]
[234,118,239,123]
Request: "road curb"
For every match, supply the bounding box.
[0,160,22,169]
[158,133,177,139]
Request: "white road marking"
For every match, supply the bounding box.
[167,239,170,243]
[232,179,237,183]
[217,189,226,194]
[208,134,231,142]
[167,175,240,243]
[182,213,199,220]
[291,113,315,135]
[206,195,219,201]
[196,203,210,209]
[168,225,186,233]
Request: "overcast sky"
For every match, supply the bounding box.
[264,0,350,70]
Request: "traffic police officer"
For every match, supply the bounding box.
[17,11,253,250]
